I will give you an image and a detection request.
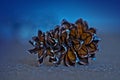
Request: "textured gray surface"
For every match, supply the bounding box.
[0,33,120,80]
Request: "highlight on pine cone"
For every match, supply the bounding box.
[28,18,101,66]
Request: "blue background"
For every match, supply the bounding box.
[0,0,120,43]
[0,1,120,79]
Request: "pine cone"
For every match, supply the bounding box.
[28,18,101,66]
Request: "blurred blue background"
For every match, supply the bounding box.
[0,0,120,43]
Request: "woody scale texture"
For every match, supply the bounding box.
[28,18,100,66]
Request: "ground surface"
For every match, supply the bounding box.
[0,33,120,80]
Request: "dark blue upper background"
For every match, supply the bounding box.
[0,0,120,42]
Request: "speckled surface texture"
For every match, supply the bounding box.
[0,33,120,80]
